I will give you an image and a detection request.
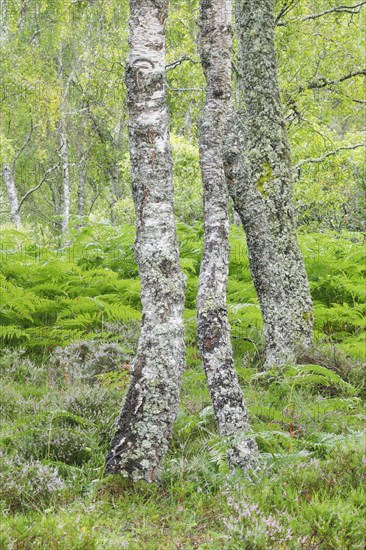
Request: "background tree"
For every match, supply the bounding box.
[1,0,364,231]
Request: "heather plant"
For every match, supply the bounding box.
[224,496,294,549]
[0,224,365,547]
[61,384,123,447]
[4,414,96,466]
[0,454,65,512]
[0,348,47,385]
[49,340,133,386]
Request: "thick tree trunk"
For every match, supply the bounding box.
[225,0,313,365]
[105,0,186,482]
[224,112,294,365]
[196,0,257,468]
[2,163,21,227]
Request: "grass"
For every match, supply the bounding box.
[0,223,365,548]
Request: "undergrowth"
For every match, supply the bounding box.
[0,224,365,548]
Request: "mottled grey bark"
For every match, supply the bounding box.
[105,0,186,482]
[197,0,257,468]
[224,0,313,365]
[225,111,294,364]
[2,163,20,227]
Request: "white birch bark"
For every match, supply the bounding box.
[59,115,70,235]
[58,44,71,236]
[105,0,186,482]
[2,163,20,227]
[225,0,313,365]
[0,0,9,43]
[196,0,257,468]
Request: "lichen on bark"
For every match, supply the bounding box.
[196,0,257,469]
[224,0,314,366]
[105,0,186,482]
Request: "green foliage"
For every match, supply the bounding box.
[0,457,66,513]
[0,224,365,546]
[253,363,356,395]
[1,0,364,230]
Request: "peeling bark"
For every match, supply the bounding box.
[225,0,313,365]
[2,163,21,227]
[197,0,257,468]
[105,0,186,482]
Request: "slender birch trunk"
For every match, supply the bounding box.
[59,114,70,235]
[0,0,9,43]
[109,162,119,225]
[105,0,186,482]
[225,0,313,365]
[77,162,86,220]
[2,163,21,227]
[197,0,257,468]
[58,44,70,236]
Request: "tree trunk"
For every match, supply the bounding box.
[77,162,86,220]
[2,163,21,227]
[0,0,9,43]
[58,44,70,236]
[225,0,313,365]
[109,161,119,225]
[224,111,294,365]
[196,0,257,469]
[105,0,186,482]
[59,116,70,235]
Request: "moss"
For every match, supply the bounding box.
[256,162,273,197]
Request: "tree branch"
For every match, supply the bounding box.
[275,1,301,24]
[167,85,204,93]
[299,69,366,92]
[18,163,59,212]
[294,143,365,170]
[13,120,33,167]
[277,1,366,25]
[165,55,198,72]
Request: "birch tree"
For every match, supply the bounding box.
[1,123,34,228]
[105,0,186,482]
[58,43,71,236]
[225,0,314,365]
[2,163,20,227]
[196,0,257,468]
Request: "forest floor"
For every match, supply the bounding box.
[0,224,365,549]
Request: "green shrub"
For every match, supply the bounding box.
[3,413,96,466]
[0,455,65,512]
[49,340,132,386]
[0,348,47,385]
